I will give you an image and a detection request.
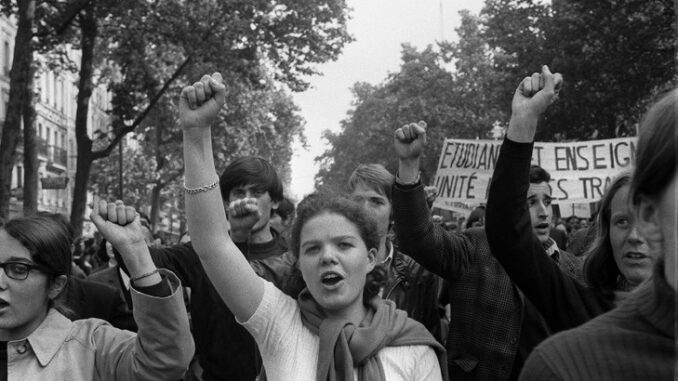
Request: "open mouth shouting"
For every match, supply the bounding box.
[320,271,345,289]
[0,298,9,312]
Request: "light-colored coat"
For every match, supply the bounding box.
[5,270,194,380]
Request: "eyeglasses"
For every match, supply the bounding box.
[0,261,54,281]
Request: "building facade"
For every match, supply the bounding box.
[0,16,111,222]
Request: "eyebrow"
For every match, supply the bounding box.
[5,257,33,263]
[301,235,358,247]
[527,194,552,199]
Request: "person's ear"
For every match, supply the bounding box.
[366,248,377,272]
[48,275,68,300]
[636,196,662,244]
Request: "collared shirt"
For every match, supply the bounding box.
[3,270,193,380]
[379,242,395,298]
[383,240,395,266]
[543,237,560,262]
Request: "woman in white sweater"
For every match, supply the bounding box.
[179,73,447,381]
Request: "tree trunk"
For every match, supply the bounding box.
[0,0,36,218]
[69,5,96,237]
[22,63,38,215]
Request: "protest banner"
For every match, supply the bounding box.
[432,137,637,211]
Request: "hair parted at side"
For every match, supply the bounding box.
[631,88,677,205]
[219,156,284,203]
[283,193,386,301]
[583,171,632,299]
[2,215,72,277]
[347,163,395,202]
[529,164,551,184]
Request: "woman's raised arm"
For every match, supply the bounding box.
[180,73,264,322]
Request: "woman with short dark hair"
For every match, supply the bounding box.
[0,205,193,380]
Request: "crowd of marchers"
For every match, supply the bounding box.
[0,66,674,381]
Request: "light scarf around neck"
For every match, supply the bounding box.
[296,288,449,381]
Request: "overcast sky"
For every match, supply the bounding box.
[288,0,486,200]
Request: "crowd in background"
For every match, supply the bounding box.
[0,67,674,380]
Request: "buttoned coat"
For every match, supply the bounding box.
[4,270,193,380]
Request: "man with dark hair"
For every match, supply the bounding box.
[219,156,284,244]
[146,156,292,381]
[391,120,581,379]
[347,163,443,341]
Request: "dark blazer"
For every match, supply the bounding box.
[60,277,136,331]
[549,227,567,251]
[149,236,291,381]
[485,139,612,335]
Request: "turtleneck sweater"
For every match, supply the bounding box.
[520,263,676,381]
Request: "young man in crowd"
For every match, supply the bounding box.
[348,163,444,342]
[391,119,581,379]
[148,156,292,381]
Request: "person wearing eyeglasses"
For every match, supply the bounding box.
[0,201,194,380]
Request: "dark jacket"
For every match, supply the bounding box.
[86,265,137,331]
[60,277,136,331]
[392,182,582,381]
[549,227,567,251]
[485,138,613,333]
[383,242,444,342]
[149,233,291,381]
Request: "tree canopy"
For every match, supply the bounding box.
[315,0,676,189]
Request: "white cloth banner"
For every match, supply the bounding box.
[432,137,637,211]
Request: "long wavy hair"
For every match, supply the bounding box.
[583,172,632,299]
[283,193,387,301]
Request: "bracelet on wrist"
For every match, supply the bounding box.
[184,175,220,194]
[131,268,159,283]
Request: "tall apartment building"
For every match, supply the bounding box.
[0,16,111,223]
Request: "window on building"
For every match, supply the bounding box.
[3,41,9,76]
[41,74,47,103]
[52,75,57,107]
[46,73,51,106]
[59,78,64,113]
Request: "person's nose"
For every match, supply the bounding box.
[319,245,338,266]
[627,224,645,245]
[0,267,10,289]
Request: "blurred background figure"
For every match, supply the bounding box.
[466,206,486,229]
[270,196,295,241]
